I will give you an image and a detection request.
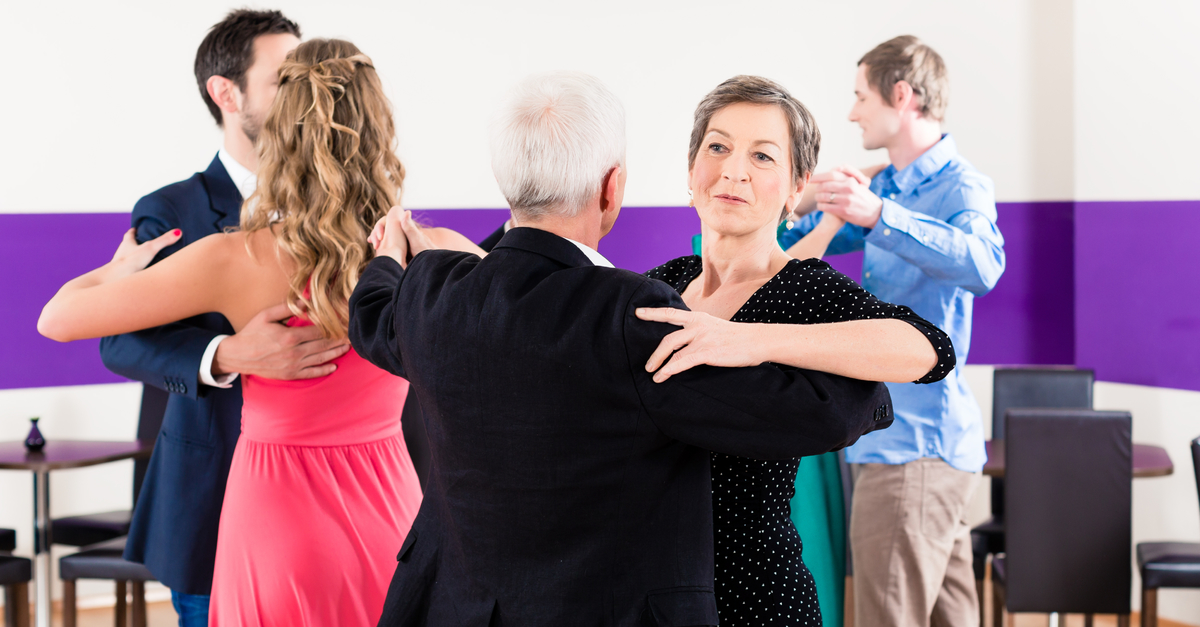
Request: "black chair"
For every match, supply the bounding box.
[974,368,1094,606]
[51,385,167,547]
[0,529,30,627]
[59,536,154,627]
[1135,436,1200,627]
[992,409,1132,626]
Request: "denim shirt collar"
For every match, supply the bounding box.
[879,133,957,194]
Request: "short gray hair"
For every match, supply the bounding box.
[490,72,626,219]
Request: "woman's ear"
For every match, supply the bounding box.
[785,172,810,214]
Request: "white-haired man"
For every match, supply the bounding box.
[348,72,893,626]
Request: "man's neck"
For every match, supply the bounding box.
[886,119,943,172]
[223,123,258,173]
[514,212,603,251]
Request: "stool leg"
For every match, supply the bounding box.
[62,579,76,627]
[1118,614,1130,627]
[13,582,29,627]
[975,577,985,627]
[5,583,16,627]
[114,581,126,627]
[1142,587,1158,627]
[1084,615,1094,627]
[992,580,1005,627]
[131,581,146,627]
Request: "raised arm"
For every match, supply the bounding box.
[637,262,954,385]
[625,280,893,461]
[40,230,251,342]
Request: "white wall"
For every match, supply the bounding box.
[0,0,1070,214]
[1074,0,1200,201]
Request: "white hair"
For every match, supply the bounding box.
[490,71,626,219]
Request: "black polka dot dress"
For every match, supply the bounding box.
[645,255,954,627]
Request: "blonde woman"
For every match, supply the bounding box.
[39,39,476,624]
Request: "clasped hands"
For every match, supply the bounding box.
[368,206,435,268]
[807,165,884,229]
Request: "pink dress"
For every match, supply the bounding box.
[208,319,422,626]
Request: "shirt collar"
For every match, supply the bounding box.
[564,237,614,268]
[883,133,957,194]
[217,148,258,201]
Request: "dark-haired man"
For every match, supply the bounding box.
[97,10,343,626]
[780,36,1005,627]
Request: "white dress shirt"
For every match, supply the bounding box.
[198,149,258,388]
[564,237,614,268]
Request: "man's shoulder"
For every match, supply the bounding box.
[133,171,209,217]
[939,153,994,193]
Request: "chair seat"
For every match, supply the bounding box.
[0,555,31,585]
[971,518,1006,579]
[1137,541,1200,589]
[60,536,154,582]
[0,528,15,552]
[51,509,131,548]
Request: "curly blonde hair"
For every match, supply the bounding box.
[242,38,404,338]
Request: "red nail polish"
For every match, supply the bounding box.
[172,229,181,237]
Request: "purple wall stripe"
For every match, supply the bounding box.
[3,201,1192,392]
[1074,200,1200,392]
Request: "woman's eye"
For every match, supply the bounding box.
[754,152,774,163]
[708,143,727,153]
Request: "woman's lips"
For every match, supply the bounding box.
[714,194,748,204]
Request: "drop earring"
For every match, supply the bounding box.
[688,189,694,208]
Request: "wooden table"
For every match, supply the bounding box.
[0,440,154,627]
[982,439,1174,478]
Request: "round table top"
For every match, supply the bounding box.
[0,439,154,472]
[983,440,1174,478]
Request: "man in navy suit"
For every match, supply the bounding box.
[97,10,345,626]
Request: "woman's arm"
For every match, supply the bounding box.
[785,212,845,260]
[636,309,939,383]
[39,229,248,342]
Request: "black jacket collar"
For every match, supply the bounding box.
[491,226,594,269]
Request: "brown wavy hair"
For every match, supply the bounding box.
[242,38,404,338]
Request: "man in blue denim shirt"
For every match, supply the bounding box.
[780,36,1004,627]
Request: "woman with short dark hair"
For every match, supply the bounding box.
[642,75,955,626]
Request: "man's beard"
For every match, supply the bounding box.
[241,107,264,145]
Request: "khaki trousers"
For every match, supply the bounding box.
[850,458,979,627]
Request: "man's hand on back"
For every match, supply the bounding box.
[212,304,350,380]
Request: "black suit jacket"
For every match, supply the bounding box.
[98,154,243,595]
[349,227,892,627]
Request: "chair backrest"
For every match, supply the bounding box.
[991,368,1094,518]
[133,384,169,506]
[992,368,1094,440]
[1005,408,1132,614]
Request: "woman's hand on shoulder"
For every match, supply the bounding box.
[105,228,183,280]
[636,307,768,382]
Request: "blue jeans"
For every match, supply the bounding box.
[170,590,210,627]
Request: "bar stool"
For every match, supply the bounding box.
[1135,436,1200,627]
[59,536,155,627]
[0,529,31,627]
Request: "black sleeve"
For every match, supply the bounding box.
[348,256,410,378]
[624,279,893,461]
[478,223,508,253]
[803,260,955,384]
[97,194,222,399]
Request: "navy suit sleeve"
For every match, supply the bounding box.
[97,194,221,400]
[623,279,893,461]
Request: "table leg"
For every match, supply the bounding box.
[1049,612,1061,627]
[32,471,51,627]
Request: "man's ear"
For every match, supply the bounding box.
[600,165,624,213]
[206,75,240,118]
[892,80,917,115]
